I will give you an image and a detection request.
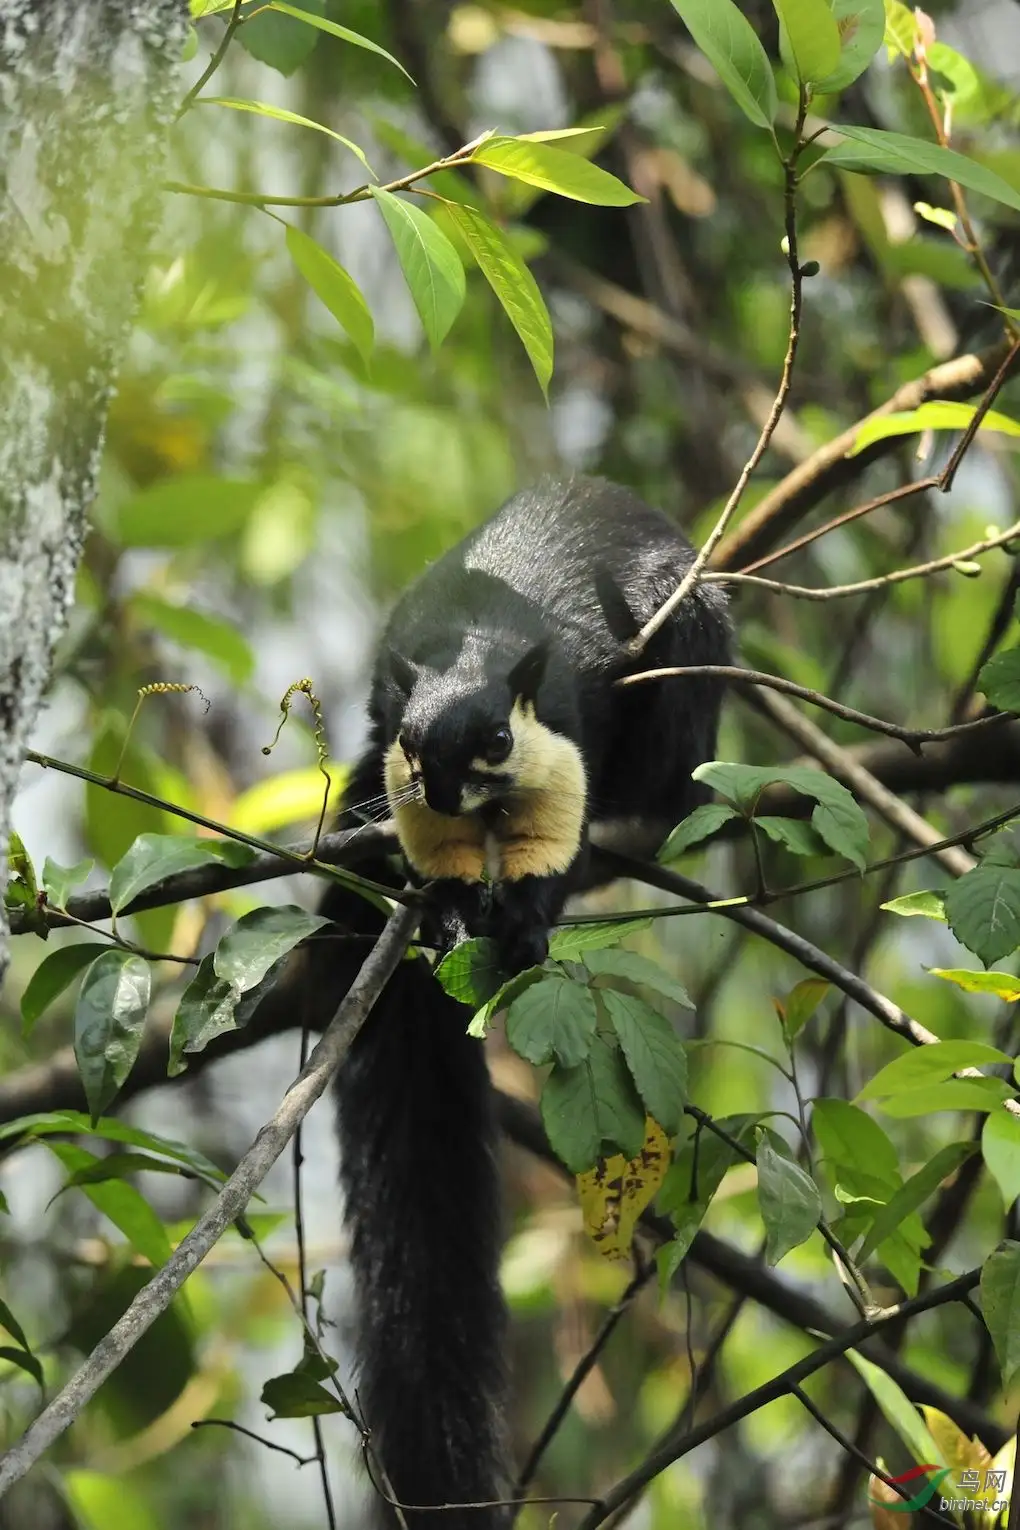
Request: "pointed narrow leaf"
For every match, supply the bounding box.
[756,1135,821,1264]
[472,138,642,207]
[878,1078,1013,1116]
[930,968,1020,1001]
[858,1142,974,1261]
[285,224,374,365]
[980,1241,1020,1388]
[850,401,1020,455]
[370,188,465,349]
[199,97,371,168]
[0,1110,225,1179]
[131,594,254,684]
[46,1142,172,1268]
[73,952,151,1122]
[21,943,105,1034]
[267,2,412,78]
[880,889,946,921]
[857,1039,1012,1101]
[669,0,778,129]
[773,0,842,84]
[445,203,553,395]
[0,1346,43,1388]
[822,125,1020,215]
[846,1350,946,1467]
[602,989,687,1133]
[983,1109,1020,1208]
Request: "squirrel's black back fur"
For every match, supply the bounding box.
[321,476,729,1526]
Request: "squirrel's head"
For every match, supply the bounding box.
[384,642,550,817]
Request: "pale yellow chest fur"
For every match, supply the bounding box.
[383,701,587,884]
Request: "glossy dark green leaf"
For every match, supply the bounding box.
[473,137,642,207]
[602,989,687,1133]
[980,1241,1020,1389]
[20,943,105,1035]
[445,203,553,396]
[370,188,465,350]
[109,833,254,918]
[41,856,93,910]
[657,802,738,862]
[261,1369,347,1418]
[286,225,374,366]
[695,761,870,868]
[584,948,693,1009]
[169,952,281,1076]
[756,1134,822,1264]
[505,975,598,1067]
[73,952,151,1123]
[978,647,1020,715]
[945,863,1020,966]
[669,0,778,129]
[213,905,329,990]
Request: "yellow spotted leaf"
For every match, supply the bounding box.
[576,1119,670,1260]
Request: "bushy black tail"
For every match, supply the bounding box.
[320,824,509,1527]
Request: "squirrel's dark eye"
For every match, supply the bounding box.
[485,727,513,765]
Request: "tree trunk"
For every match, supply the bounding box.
[0,0,188,980]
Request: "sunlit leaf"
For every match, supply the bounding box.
[199,97,371,169]
[444,203,553,396]
[285,225,374,366]
[113,476,264,547]
[880,889,947,921]
[213,905,329,990]
[815,0,885,92]
[669,0,778,129]
[472,138,642,206]
[846,1350,946,1467]
[773,0,842,85]
[778,978,830,1041]
[46,1142,172,1269]
[878,1078,1013,1116]
[547,919,652,960]
[857,1141,974,1261]
[230,763,347,835]
[370,188,465,349]
[64,1470,162,1530]
[857,1040,1012,1101]
[850,400,1020,455]
[42,856,93,911]
[821,125,1020,216]
[930,967,1020,1001]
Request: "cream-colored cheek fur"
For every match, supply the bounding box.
[382,702,587,884]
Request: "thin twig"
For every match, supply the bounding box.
[190,1418,317,1467]
[175,0,245,120]
[627,89,810,654]
[617,662,1006,751]
[0,903,419,1497]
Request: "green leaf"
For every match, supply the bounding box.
[73,952,151,1123]
[983,1109,1020,1208]
[693,761,870,868]
[547,919,653,960]
[773,0,842,84]
[880,889,947,921]
[434,937,505,1007]
[130,594,255,685]
[109,833,254,918]
[849,400,1020,455]
[821,125,1020,216]
[541,1062,601,1172]
[846,1350,946,1468]
[669,0,778,129]
[198,97,371,169]
[811,1098,899,1181]
[978,647,1020,716]
[878,1078,1014,1116]
[930,967,1020,1001]
[754,816,829,857]
[472,138,642,207]
[587,1036,649,1161]
[267,2,412,78]
[444,203,553,397]
[20,943,105,1035]
[285,225,374,367]
[236,0,324,74]
[113,476,264,547]
[0,1295,31,1353]
[657,802,738,861]
[584,949,693,1009]
[466,965,544,1039]
[815,0,886,91]
[170,952,282,1076]
[601,989,688,1134]
[41,856,93,910]
[64,1471,162,1530]
[261,1368,347,1418]
[981,1241,1020,1389]
[857,1039,1012,1101]
[882,0,914,57]
[46,1142,173,1268]
[780,978,830,1041]
[0,1346,43,1389]
[945,863,1020,966]
[369,188,465,350]
[213,905,328,990]
[58,1151,203,1192]
[0,1111,225,1180]
[756,1134,822,1264]
[858,1142,975,1262]
[505,975,598,1067]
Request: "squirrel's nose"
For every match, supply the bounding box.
[422,770,462,816]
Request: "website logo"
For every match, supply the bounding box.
[869,1465,951,1512]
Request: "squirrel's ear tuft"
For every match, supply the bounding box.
[388,649,421,698]
[508,642,548,705]
[595,568,638,643]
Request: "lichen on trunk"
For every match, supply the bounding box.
[0,0,188,980]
